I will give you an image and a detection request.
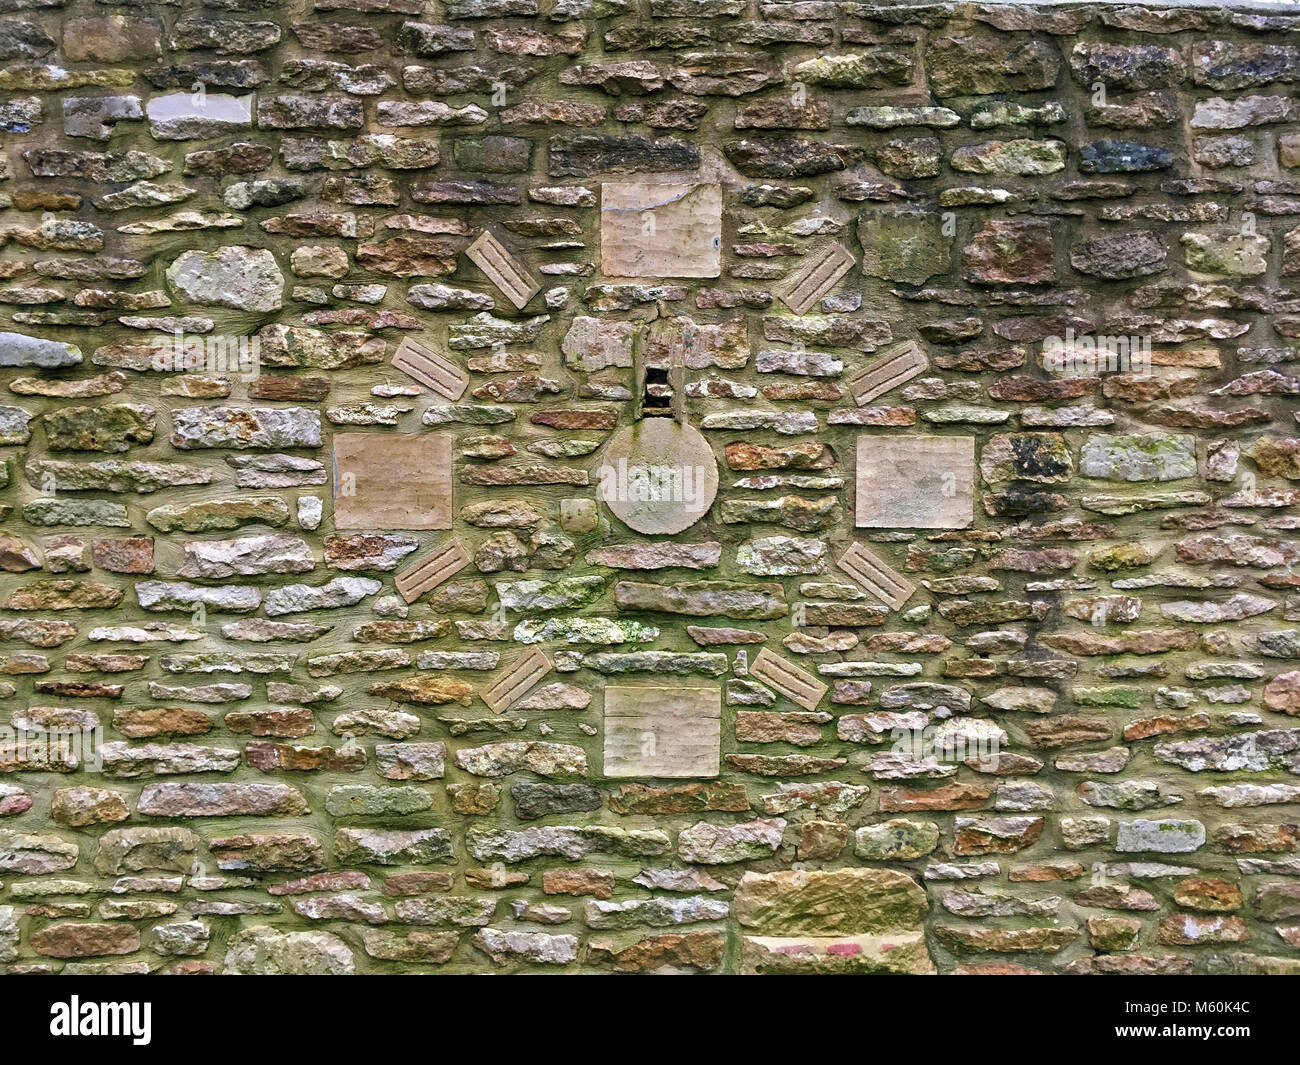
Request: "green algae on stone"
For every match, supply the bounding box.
[858,206,953,285]
[1079,432,1196,481]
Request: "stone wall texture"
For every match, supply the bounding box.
[2,0,1300,975]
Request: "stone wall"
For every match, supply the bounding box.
[1,0,1299,974]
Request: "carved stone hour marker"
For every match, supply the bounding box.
[749,648,827,711]
[466,229,540,310]
[600,182,722,279]
[847,340,929,406]
[484,647,553,715]
[604,684,722,778]
[777,243,855,315]
[391,336,469,401]
[855,435,975,530]
[333,432,453,531]
[836,541,917,612]
[394,538,471,604]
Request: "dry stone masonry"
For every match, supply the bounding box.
[0,0,1299,975]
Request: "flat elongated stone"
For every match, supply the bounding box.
[170,408,320,450]
[0,333,82,368]
[1117,819,1207,854]
[1080,433,1196,481]
[614,580,786,620]
[137,783,308,817]
[223,928,353,975]
[677,818,785,864]
[465,825,670,863]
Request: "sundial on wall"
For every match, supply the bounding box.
[597,360,719,535]
[595,181,723,534]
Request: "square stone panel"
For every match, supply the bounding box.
[856,435,975,530]
[333,432,453,531]
[600,182,722,280]
[603,684,721,779]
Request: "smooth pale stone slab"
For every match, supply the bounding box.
[855,435,974,530]
[333,432,453,531]
[603,684,721,779]
[600,182,722,279]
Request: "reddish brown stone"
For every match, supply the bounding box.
[542,868,614,899]
[962,219,1056,285]
[64,653,146,673]
[268,872,371,896]
[587,931,725,971]
[244,742,366,772]
[32,922,140,958]
[1156,914,1247,945]
[1074,884,1159,911]
[734,711,831,747]
[1265,671,1300,715]
[1087,916,1141,951]
[248,376,331,401]
[0,535,40,573]
[208,833,325,874]
[90,537,154,574]
[954,817,1044,855]
[1212,823,1299,853]
[1123,711,1211,741]
[382,872,455,896]
[796,820,850,860]
[943,658,1001,678]
[224,707,315,738]
[988,375,1099,401]
[529,410,618,430]
[34,680,123,699]
[1174,877,1243,912]
[879,783,991,812]
[1009,862,1085,882]
[113,706,214,738]
[725,441,833,471]
[464,868,528,890]
[1021,716,1113,749]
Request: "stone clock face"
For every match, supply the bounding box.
[597,418,720,535]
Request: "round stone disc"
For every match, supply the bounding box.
[597,418,719,535]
